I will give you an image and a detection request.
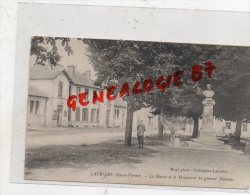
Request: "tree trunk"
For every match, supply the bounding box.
[234,119,242,142]
[125,100,134,146]
[158,108,164,139]
[192,116,199,138]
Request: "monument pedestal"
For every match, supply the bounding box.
[193,136,224,147]
[194,129,224,146]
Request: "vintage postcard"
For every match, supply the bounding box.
[24,36,250,189]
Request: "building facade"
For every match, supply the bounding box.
[28,65,70,127]
[27,65,130,128]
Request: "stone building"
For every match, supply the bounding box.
[28,65,70,127]
[27,65,130,128]
[65,65,107,128]
[27,85,49,127]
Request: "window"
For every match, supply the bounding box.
[85,88,89,100]
[97,109,99,123]
[30,101,40,114]
[82,108,88,121]
[77,87,81,96]
[58,81,63,97]
[91,109,96,122]
[35,101,39,114]
[114,109,119,119]
[122,112,125,126]
[116,109,119,119]
[75,107,80,121]
[30,101,34,114]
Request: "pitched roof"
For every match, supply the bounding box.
[28,85,49,97]
[114,98,127,108]
[65,70,98,89]
[29,65,99,89]
[29,65,65,79]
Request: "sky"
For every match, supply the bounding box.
[30,38,96,79]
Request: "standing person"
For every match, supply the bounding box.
[137,120,146,148]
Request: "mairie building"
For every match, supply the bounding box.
[27,65,159,130]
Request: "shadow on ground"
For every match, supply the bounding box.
[25,138,159,170]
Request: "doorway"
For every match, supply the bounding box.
[57,105,63,126]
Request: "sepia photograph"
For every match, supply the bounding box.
[24,36,250,189]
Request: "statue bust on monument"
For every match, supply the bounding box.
[203,84,215,99]
[202,84,215,106]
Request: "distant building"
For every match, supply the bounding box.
[133,108,158,130]
[110,98,127,128]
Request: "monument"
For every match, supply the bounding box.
[196,84,224,146]
[200,84,216,138]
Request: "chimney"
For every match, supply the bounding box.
[67,65,75,75]
[83,70,91,79]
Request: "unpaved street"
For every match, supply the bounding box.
[25,127,250,189]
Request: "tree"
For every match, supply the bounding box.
[174,83,203,138]
[30,36,72,65]
[83,39,166,146]
[212,46,250,141]
[164,45,250,141]
[151,83,204,138]
[83,40,220,143]
[150,43,222,138]
[149,90,177,139]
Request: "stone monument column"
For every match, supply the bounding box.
[200,84,216,138]
[198,84,223,145]
[188,84,227,149]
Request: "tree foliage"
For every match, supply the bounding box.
[211,47,250,141]
[82,39,176,145]
[149,43,222,138]
[31,36,73,65]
